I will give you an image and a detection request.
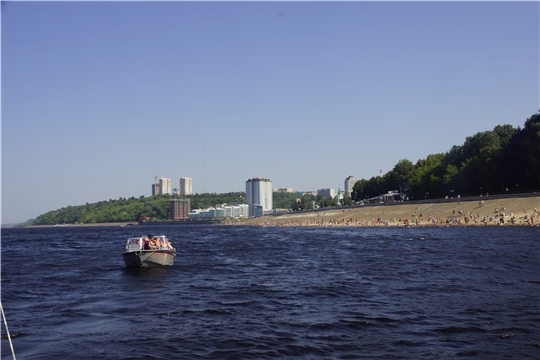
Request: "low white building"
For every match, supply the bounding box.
[188,204,249,220]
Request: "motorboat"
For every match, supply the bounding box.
[123,235,176,268]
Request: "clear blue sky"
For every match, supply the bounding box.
[2,1,538,224]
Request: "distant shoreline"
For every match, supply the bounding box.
[24,222,138,228]
[15,194,540,229]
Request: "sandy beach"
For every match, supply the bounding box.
[236,195,540,227]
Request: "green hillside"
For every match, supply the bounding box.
[29,192,246,226]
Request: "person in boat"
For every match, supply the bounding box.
[152,237,161,249]
[149,235,163,250]
[144,235,154,250]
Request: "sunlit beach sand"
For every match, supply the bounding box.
[237,196,540,227]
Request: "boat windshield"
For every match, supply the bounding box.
[125,237,144,252]
[125,236,171,251]
[153,236,169,249]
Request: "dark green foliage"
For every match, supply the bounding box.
[289,194,320,211]
[351,111,540,201]
[341,195,353,206]
[273,192,300,210]
[32,195,171,225]
[188,192,246,210]
[319,196,338,208]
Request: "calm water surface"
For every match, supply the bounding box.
[1,225,539,359]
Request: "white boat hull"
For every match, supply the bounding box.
[123,249,176,268]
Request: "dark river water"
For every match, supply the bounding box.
[1,225,539,359]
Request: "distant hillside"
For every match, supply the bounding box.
[29,192,246,226]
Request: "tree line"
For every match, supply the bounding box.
[352,112,539,202]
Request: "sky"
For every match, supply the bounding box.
[2,1,538,224]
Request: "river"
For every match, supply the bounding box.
[1,225,538,359]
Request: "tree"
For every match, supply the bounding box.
[387,159,414,192]
[341,195,353,206]
[351,179,368,201]
[409,153,444,199]
[319,197,337,208]
[506,112,540,190]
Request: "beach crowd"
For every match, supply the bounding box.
[225,205,539,228]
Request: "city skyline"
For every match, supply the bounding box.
[149,175,352,197]
[2,2,537,224]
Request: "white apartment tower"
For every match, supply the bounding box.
[344,176,358,196]
[159,178,172,195]
[245,178,273,217]
[180,177,193,195]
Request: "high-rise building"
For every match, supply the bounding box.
[160,178,172,195]
[180,177,193,195]
[344,176,358,196]
[245,178,272,217]
[152,183,160,196]
[169,198,190,220]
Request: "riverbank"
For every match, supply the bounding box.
[19,195,540,229]
[233,196,540,227]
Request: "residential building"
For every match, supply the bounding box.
[344,176,357,196]
[169,198,190,220]
[188,204,249,220]
[245,177,273,217]
[159,178,172,195]
[216,208,226,218]
[180,177,193,195]
[318,188,336,198]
